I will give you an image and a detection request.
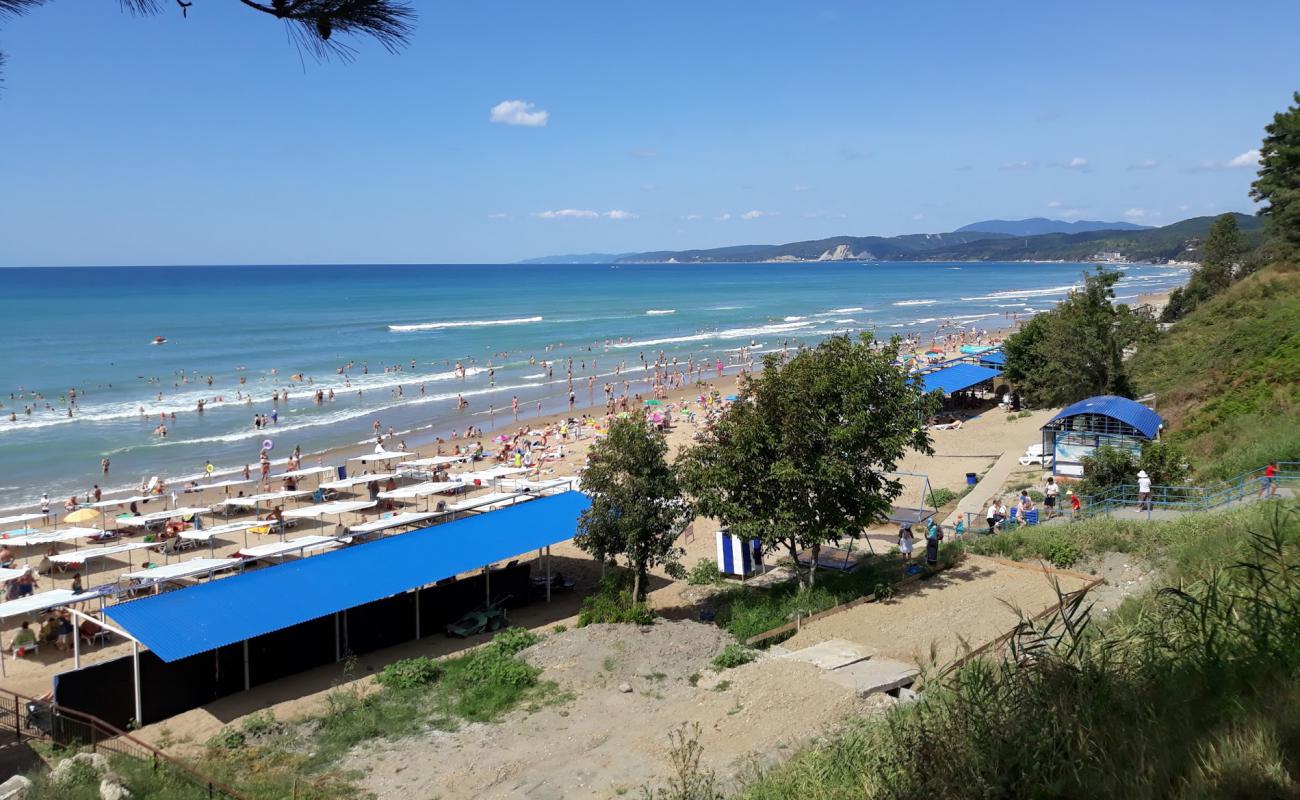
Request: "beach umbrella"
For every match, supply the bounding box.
[64,508,99,524]
[644,399,661,406]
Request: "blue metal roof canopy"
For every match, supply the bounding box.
[1044,395,1162,439]
[978,351,1006,367]
[916,363,1002,395]
[108,491,591,662]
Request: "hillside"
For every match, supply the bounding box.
[956,217,1152,235]
[1129,259,1300,479]
[523,214,1263,265]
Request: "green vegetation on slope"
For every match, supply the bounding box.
[739,502,1300,800]
[1129,261,1300,480]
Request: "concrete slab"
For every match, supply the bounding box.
[777,638,873,670]
[820,657,919,697]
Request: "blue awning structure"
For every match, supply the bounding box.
[978,351,1006,367]
[916,363,1002,395]
[108,491,590,662]
[1044,395,1162,439]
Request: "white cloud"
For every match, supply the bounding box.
[1128,159,1160,170]
[1227,149,1261,168]
[604,210,638,220]
[911,213,925,221]
[716,213,733,221]
[1000,160,1036,171]
[1047,200,1063,208]
[1177,204,1191,211]
[741,210,768,220]
[490,100,549,127]
[1067,156,1089,169]
[682,214,704,221]
[793,184,813,192]
[1123,208,1148,220]
[486,213,509,219]
[1192,149,1261,171]
[534,209,599,219]
[1060,208,1085,219]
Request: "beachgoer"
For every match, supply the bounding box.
[925,519,942,566]
[1069,490,1081,516]
[0,546,12,568]
[1137,470,1152,511]
[71,572,83,594]
[11,622,37,656]
[40,492,50,522]
[1017,491,1034,525]
[1260,461,1278,498]
[101,458,110,475]
[1043,477,1059,519]
[985,497,1006,534]
[898,524,915,559]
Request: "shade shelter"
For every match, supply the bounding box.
[70,492,588,728]
[1040,395,1163,477]
[914,363,1002,395]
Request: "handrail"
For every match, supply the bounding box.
[0,686,244,799]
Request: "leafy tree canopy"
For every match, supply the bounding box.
[0,0,414,77]
[1252,91,1300,253]
[677,334,938,589]
[575,416,689,603]
[1004,268,1155,408]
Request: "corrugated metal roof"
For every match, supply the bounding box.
[1045,395,1162,439]
[978,351,1006,367]
[916,363,1002,395]
[107,491,591,662]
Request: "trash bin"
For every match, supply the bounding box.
[966,472,978,486]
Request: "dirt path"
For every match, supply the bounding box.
[342,620,872,800]
[784,555,1092,667]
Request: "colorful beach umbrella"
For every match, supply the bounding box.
[64,508,99,524]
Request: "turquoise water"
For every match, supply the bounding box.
[0,262,1185,507]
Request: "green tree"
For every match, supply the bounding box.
[575,417,689,603]
[677,334,937,590]
[0,0,413,78]
[1161,214,1249,321]
[1251,91,1300,253]
[1004,268,1155,407]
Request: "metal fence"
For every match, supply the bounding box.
[0,687,243,799]
[954,462,1299,533]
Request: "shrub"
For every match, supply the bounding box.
[579,573,655,626]
[1047,539,1083,569]
[489,626,540,656]
[687,558,721,585]
[710,644,757,671]
[376,656,444,691]
[1078,445,1138,496]
[928,488,959,508]
[240,709,281,738]
[206,728,246,750]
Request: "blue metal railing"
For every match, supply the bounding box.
[953,462,1298,533]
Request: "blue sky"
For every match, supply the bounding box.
[0,0,1295,265]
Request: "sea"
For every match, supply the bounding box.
[0,261,1187,509]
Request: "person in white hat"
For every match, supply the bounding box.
[1137,470,1152,511]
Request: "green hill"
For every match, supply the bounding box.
[590,214,1263,264]
[1129,259,1300,479]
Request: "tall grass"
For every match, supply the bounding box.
[741,504,1300,799]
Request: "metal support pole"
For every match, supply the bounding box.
[546,546,552,603]
[334,612,341,662]
[243,640,250,691]
[414,589,421,640]
[132,641,143,726]
[73,625,81,669]
[484,565,491,603]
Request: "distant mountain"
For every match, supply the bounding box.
[518,252,639,264]
[520,214,1261,265]
[956,218,1154,235]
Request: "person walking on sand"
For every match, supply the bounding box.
[1137,470,1152,511]
[1260,460,1278,498]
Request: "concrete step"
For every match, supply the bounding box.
[776,638,873,670]
[820,657,920,697]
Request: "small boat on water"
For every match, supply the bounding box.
[151,336,167,345]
